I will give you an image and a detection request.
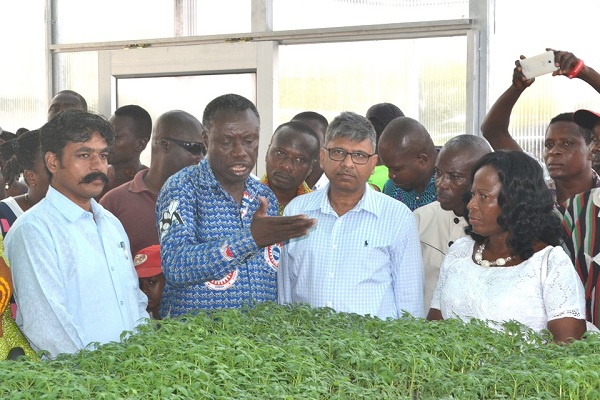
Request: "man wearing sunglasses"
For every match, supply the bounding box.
[156,94,315,317]
[101,110,205,257]
[278,112,425,319]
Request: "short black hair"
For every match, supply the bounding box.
[271,121,321,161]
[55,90,88,111]
[292,111,329,129]
[202,94,259,134]
[548,112,592,144]
[0,129,42,185]
[114,105,152,141]
[40,109,114,171]
[464,150,561,261]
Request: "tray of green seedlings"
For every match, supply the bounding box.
[1,302,599,399]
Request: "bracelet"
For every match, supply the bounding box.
[568,59,585,79]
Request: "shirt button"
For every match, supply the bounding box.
[453,217,460,224]
[448,241,454,247]
[111,267,115,271]
[326,301,332,308]
[120,301,124,306]
[328,272,334,278]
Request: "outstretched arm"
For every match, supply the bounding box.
[481,57,534,151]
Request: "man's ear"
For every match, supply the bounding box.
[45,151,59,174]
[136,138,149,153]
[416,153,429,166]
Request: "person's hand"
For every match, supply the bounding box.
[547,48,581,77]
[251,197,316,247]
[513,56,536,90]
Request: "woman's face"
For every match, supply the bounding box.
[466,165,504,238]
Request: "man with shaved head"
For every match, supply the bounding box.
[378,117,438,211]
[47,90,88,121]
[365,102,405,191]
[101,110,206,256]
[413,134,492,312]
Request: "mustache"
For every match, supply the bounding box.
[79,172,109,184]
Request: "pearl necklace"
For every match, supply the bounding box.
[474,243,512,267]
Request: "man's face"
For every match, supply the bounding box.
[544,121,590,180]
[160,120,206,176]
[265,128,317,193]
[378,145,422,191]
[207,109,260,189]
[292,117,327,182]
[434,148,473,216]
[108,115,145,165]
[320,137,377,194]
[47,93,85,121]
[589,121,600,173]
[45,132,110,209]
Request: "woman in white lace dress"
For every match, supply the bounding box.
[428,151,587,343]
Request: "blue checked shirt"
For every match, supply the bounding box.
[156,159,280,317]
[278,184,425,319]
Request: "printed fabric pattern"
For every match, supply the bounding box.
[382,175,437,211]
[156,159,280,317]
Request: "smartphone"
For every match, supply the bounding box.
[519,50,558,79]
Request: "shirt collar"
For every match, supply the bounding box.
[46,186,102,223]
[308,183,378,217]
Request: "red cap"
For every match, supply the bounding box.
[573,109,600,130]
[134,245,162,278]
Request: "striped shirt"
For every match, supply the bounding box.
[562,188,600,328]
[278,184,425,319]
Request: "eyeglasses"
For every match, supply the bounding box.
[324,147,375,165]
[161,137,206,156]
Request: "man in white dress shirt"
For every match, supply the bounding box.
[5,110,149,358]
[278,111,424,319]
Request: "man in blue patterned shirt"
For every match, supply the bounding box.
[378,117,438,211]
[278,111,425,319]
[156,94,315,317]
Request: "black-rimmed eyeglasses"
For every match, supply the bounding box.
[161,137,206,156]
[324,147,375,165]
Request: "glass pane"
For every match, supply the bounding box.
[54,52,100,115]
[274,0,469,30]
[0,1,46,132]
[278,37,466,147]
[490,0,600,160]
[116,74,256,166]
[54,0,250,44]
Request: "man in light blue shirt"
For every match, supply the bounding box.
[5,110,149,358]
[278,111,425,319]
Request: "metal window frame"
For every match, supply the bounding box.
[46,0,492,175]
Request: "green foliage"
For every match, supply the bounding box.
[1,303,598,399]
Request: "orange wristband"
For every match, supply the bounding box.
[568,59,584,79]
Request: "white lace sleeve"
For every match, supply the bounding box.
[429,237,473,311]
[544,246,586,321]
